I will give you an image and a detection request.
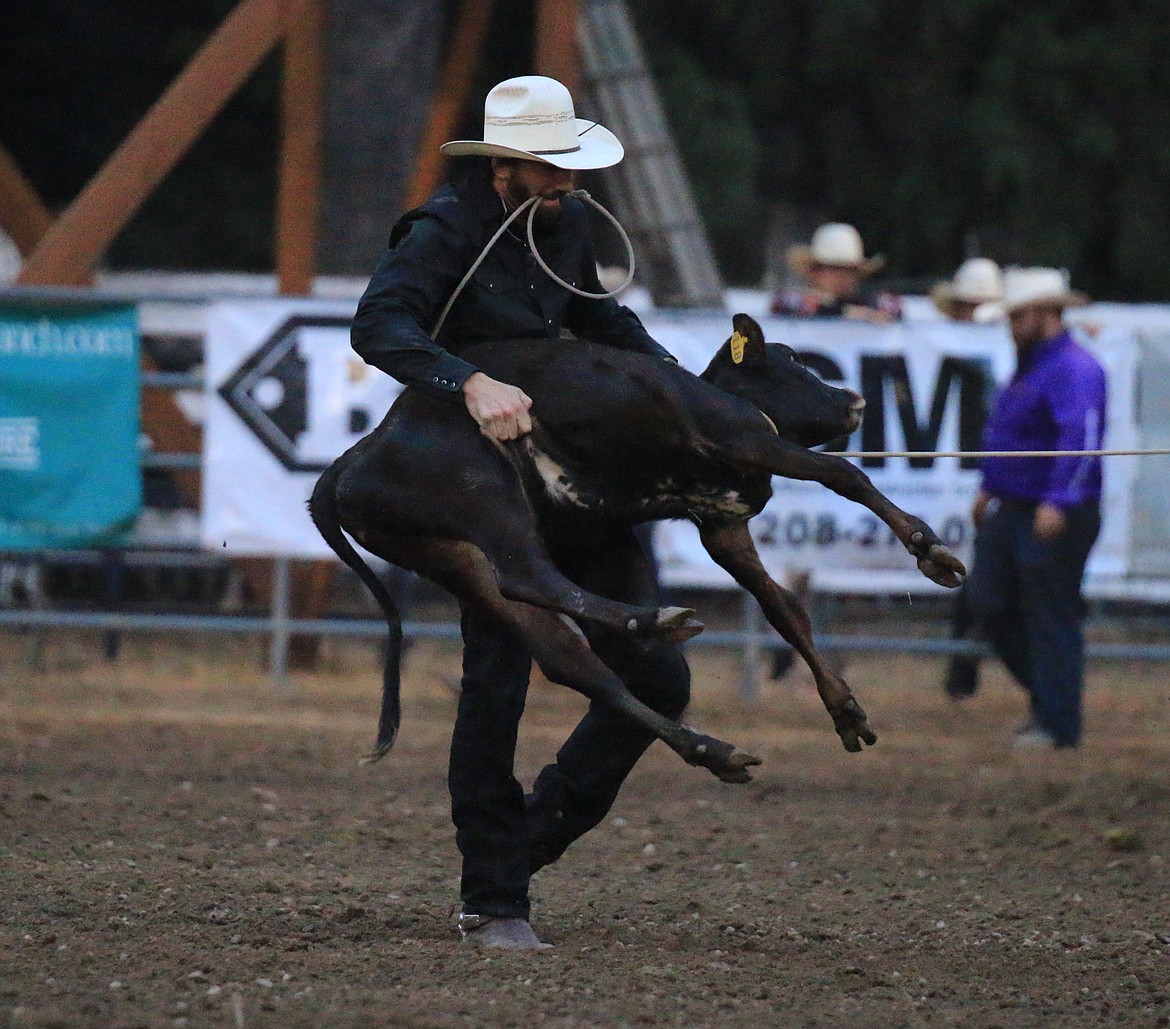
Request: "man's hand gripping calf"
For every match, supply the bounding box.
[462,371,534,442]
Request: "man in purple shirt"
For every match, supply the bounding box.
[965,268,1106,749]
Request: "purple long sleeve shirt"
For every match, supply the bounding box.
[980,329,1107,508]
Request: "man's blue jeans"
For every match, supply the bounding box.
[965,499,1100,747]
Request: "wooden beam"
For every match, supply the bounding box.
[272,0,332,665]
[0,144,55,257]
[17,0,297,286]
[404,0,495,212]
[140,354,203,505]
[276,0,324,296]
[535,0,581,96]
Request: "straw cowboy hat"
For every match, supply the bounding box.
[441,75,624,170]
[931,257,1004,318]
[787,223,885,279]
[998,267,1089,315]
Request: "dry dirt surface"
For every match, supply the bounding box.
[2,631,1169,1029]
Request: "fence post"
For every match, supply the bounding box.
[739,590,761,702]
[269,555,292,687]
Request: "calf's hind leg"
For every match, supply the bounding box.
[515,609,760,784]
[404,537,760,783]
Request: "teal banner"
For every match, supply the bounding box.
[0,303,142,549]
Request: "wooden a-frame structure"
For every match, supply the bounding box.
[0,0,578,284]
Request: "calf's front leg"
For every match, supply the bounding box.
[722,435,966,588]
[699,518,876,752]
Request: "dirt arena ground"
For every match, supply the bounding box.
[2,626,1169,1029]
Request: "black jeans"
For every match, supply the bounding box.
[942,579,981,699]
[448,525,690,919]
[965,499,1100,747]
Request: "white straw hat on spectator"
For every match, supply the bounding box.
[998,267,1089,315]
[788,223,885,278]
[441,75,624,170]
[931,257,1004,318]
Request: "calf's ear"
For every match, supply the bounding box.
[729,313,767,367]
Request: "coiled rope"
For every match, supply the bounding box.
[430,188,635,340]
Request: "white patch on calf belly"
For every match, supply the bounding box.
[686,491,754,518]
[645,481,755,518]
[531,448,591,508]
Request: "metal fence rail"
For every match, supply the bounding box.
[5,572,1170,698]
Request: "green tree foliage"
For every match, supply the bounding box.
[644,49,763,283]
[632,0,1170,298]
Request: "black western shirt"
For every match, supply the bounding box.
[351,174,673,400]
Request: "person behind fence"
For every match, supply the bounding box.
[349,75,688,949]
[963,267,1106,750]
[933,257,1005,699]
[771,222,902,323]
[931,257,1004,324]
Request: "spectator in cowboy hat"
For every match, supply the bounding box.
[771,222,902,323]
[931,257,1005,323]
[962,267,1105,750]
[350,75,686,950]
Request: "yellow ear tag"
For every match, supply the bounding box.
[730,330,748,364]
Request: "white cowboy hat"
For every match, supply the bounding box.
[787,222,885,279]
[441,75,624,170]
[1000,266,1088,314]
[931,257,1004,318]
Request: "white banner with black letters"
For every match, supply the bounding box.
[202,300,1138,588]
[202,299,397,557]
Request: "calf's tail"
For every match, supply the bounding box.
[308,465,403,764]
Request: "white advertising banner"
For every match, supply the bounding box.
[202,300,400,557]
[202,301,1138,588]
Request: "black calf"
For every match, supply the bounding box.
[310,313,964,781]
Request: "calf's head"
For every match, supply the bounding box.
[700,313,865,447]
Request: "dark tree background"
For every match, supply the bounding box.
[2,1,1168,298]
[631,0,1170,297]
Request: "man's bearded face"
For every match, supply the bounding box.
[496,160,576,227]
[1008,306,1061,350]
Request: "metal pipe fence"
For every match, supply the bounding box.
[4,564,1170,699]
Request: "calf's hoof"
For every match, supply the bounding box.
[684,731,762,783]
[652,606,704,643]
[910,534,965,588]
[833,696,878,752]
